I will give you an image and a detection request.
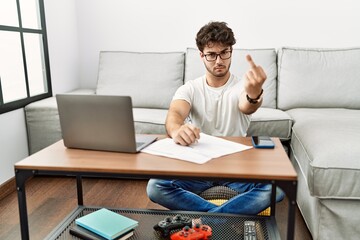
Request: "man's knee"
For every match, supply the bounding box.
[257,183,285,202]
[146,179,170,202]
[276,187,285,202]
[146,179,158,200]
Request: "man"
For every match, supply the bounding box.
[147,21,284,215]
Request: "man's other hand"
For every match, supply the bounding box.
[172,124,200,146]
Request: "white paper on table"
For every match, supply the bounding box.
[141,133,252,164]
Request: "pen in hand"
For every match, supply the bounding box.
[187,118,200,144]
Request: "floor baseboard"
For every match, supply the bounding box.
[0,177,16,201]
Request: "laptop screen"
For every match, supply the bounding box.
[56,94,155,153]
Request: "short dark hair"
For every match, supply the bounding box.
[196,21,236,52]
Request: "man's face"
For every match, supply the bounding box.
[200,43,232,78]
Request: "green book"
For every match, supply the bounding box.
[75,208,138,240]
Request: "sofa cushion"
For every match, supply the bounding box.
[287,108,360,199]
[247,108,293,140]
[134,107,292,139]
[133,108,167,134]
[96,51,185,109]
[185,48,278,108]
[278,47,360,110]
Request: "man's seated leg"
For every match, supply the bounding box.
[208,182,285,215]
[146,179,219,211]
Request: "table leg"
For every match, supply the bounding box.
[270,182,277,216]
[277,180,297,240]
[15,169,35,240]
[76,175,83,205]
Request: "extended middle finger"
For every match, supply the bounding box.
[247,68,266,83]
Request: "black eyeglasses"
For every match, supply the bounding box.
[203,51,232,62]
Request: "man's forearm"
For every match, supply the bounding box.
[165,111,185,138]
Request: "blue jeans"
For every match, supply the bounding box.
[147,179,285,215]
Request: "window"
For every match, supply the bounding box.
[0,0,52,114]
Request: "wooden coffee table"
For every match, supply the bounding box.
[15,136,297,239]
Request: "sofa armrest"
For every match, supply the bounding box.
[24,88,95,154]
[246,108,293,140]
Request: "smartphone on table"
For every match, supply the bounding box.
[251,136,275,149]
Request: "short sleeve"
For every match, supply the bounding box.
[172,81,194,106]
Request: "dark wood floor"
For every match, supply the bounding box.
[0,176,312,240]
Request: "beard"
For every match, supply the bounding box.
[204,62,231,78]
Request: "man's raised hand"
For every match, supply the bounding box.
[244,55,267,99]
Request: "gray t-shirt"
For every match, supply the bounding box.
[173,74,251,137]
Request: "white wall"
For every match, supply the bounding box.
[44,0,80,94]
[75,0,360,88]
[0,109,29,184]
[0,0,80,185]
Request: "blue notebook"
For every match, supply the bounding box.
[75,208,138,240]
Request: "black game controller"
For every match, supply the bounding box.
[154,215,192,237]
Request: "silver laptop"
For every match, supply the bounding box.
[56,94,157,153]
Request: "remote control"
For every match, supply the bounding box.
[244,221,256,240]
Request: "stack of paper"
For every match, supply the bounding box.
[141,133,252,164]
[74,208,138,240]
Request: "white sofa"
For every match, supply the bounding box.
[277,47,360,240]
[24,47,360,240]
[25,48,292,154]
